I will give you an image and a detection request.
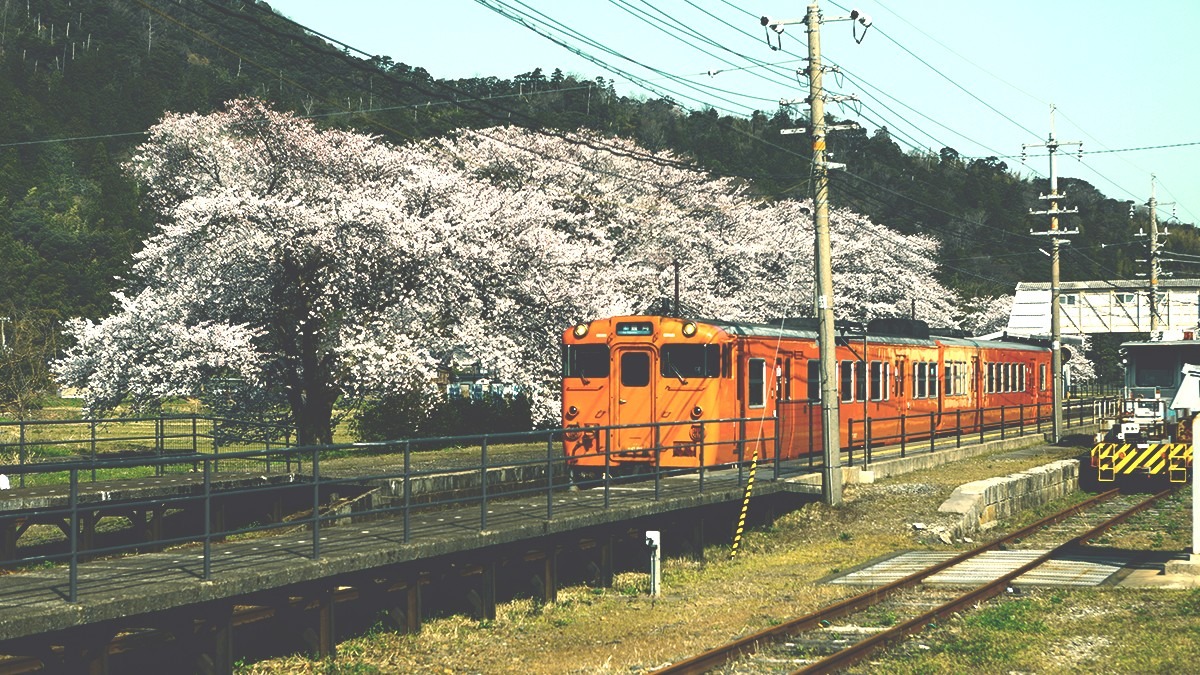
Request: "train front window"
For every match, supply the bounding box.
[661,344,722,379]
[621,352,651,387]
[563,344,610,379]
[1134,351,1176,387]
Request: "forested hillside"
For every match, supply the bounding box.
[0,0,1192,406]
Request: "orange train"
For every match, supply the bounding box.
[561,315,1055,473]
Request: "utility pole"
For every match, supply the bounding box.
[761,4,868,506]
[806,4,842,507]
[1148,175,1161,334]
[1024,104,1080,444]
[1136,175,1175,334]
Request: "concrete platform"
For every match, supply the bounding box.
[830,549,1126,588]
[831,548,1200,590]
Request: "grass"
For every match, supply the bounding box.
[853,588,1200,674]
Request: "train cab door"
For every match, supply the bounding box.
[613,347,657,453]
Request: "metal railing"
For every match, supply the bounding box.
[0,415,292,487]
[781,396,1117,467]
[0,398,1116,603]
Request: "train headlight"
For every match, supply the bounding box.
[566,405,579,419]
[691,405,703,419]
[573,322,589,338]
[682,322,697,338]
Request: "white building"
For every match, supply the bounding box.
[1007,279,1200,337]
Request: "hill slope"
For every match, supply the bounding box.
[0,0,1191,325]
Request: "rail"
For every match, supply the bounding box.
[654,485,1176,674]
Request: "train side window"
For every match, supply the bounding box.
[1040,363,1047,390]
[807,359,820,401]
[928,363,939,397]
[914,362,927,399]
[986,363,995,393]
[620,351,651,387]
[748,358,766,408]
[840,361,855,402]
[855,362,867,402]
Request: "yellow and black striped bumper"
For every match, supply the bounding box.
[1092,442,1193,482]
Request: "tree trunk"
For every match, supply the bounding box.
[292,389,336,446]
[295,411,333,446]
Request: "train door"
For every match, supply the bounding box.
[613,347,657,452]
[743,355,772,460]
[973,355,984,429]
[894,355,907,408]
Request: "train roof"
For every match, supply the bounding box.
[935,335,1050,351]
[699,318,1048,351]
[1121,340,1200,349]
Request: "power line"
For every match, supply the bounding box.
[475,0,760,116]
[0,131,147,148]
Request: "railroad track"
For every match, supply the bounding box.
[654,487,1179,675]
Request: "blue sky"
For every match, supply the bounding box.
[270,0,1200,226]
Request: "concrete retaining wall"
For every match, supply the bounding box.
[369,463,568,504]
[937,459,1080,538]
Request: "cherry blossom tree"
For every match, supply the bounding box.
[54,101,973,440]
[958,294,1015,336]
[56,100,450,444]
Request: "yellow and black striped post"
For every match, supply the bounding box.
[729,447,758,559]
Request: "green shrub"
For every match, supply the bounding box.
[352,392,532,445]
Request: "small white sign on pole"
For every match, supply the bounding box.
[645,530,661,596]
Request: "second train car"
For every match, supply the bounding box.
[561,315,1054,473]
